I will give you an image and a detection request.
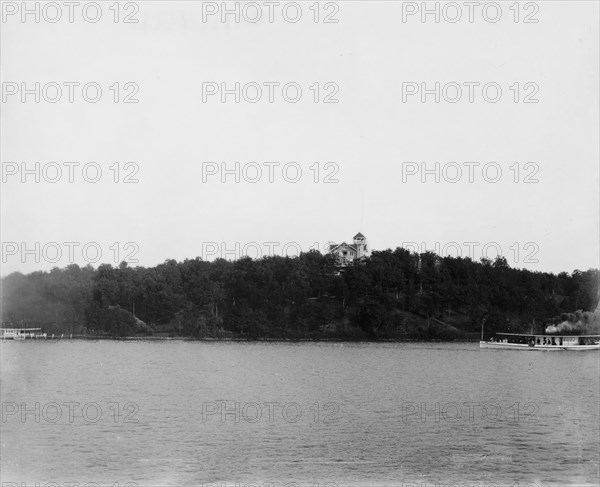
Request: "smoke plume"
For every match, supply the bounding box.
[545,311,599,334]
[545,321,580,334]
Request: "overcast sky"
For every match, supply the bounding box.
[1,1,598,276]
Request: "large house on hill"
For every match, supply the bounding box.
[328,232,370,267]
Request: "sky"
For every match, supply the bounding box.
[1,0,599,276]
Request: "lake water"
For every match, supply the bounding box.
[1,341,598,487]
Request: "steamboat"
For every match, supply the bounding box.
[480,332,600,351]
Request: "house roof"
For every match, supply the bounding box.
[329,243,358,252]
[354,232,365,239]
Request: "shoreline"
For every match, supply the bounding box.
[2,335,481,343]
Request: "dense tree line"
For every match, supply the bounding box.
[1,250,599,339]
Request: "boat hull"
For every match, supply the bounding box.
[480,341,600,351]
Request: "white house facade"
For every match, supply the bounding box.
[328,232,370,267]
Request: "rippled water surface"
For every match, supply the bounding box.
[1,341,599,486]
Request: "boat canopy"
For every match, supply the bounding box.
[0,328,42,331]
[496,332,600,338]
